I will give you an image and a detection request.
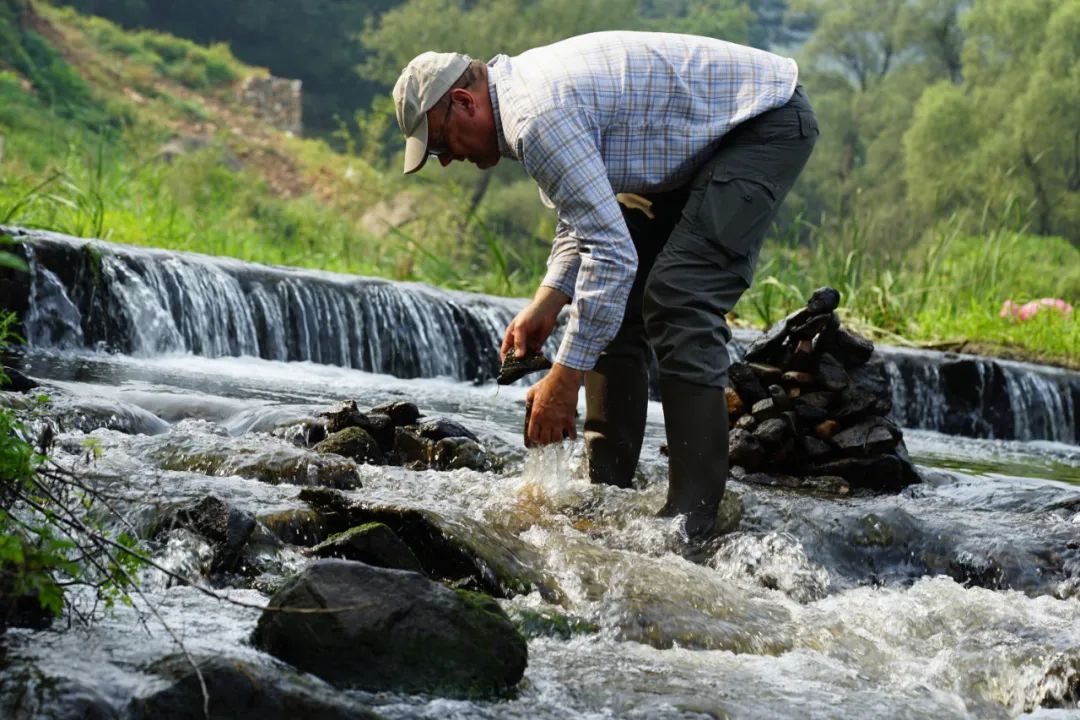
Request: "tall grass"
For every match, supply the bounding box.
[741,213,1079,367]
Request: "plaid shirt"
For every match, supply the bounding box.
[487,31,798,371]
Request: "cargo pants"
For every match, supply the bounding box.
[584,86,819,487]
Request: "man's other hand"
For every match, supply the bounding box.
[500,287,569,359]
[525,363,582,445]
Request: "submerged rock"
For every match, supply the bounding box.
[307,522,423,573]
[148,495,257,575]
[251,560,527,698]
[128,653,379,720]
[148,435,362,489]
[313,426,384,465]
[299,489,558,600]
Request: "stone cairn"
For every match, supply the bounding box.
[725,287,920,495]
[296,399,488,472]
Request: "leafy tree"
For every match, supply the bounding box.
[904,0,1080,242]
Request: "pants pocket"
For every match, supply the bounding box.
[699,167,779,258]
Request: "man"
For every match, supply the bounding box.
[393,31,817,538]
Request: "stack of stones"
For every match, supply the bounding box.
[725,287,920,494]
[300,400,488,472]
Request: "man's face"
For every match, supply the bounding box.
[426,89,500,170]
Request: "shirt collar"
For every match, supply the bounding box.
[487,54,515,159]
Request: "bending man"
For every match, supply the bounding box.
[393,31,817,538]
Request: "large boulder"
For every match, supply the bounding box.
[251,560,527,698]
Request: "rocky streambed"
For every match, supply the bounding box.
[1,347,1079,719]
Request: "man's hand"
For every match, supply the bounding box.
[501,287,569,359]
[525,363,582,445]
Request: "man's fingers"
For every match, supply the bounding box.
[512,325,528,358]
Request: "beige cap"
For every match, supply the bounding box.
[393,51,472,174]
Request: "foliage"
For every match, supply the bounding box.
[0,312,147,622]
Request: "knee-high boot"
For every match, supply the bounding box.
[657,376,729,538]
[583,353,649,489]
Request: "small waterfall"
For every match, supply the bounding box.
[25,260,84,350]
[4,227,522,381]
[879,347,1077,445]
[4,227,1078,445]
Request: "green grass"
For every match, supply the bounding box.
[740,217,1079,367]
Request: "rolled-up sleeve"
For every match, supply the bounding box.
[520,108,637,372]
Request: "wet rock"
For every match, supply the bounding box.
[149,435,362,488]
[800,435,835,462]
[725,386,744,417]
[832,327,875,367]
[1,366,37,392]
[733,414,757,430]
[314,426,384,465]
[815,353,850,392]
[812,453,916,491]
[727,363,768,405]
[832,419,900,455]
[349,505,556,599]
[272,419,327,448]
[750,397,784,422]
[258,508,334,547]
[128,653,379,720]
[813,419,840,440]
[850,513,895,547]
[393,426,434,468]
[506,606,599,640]
[766,384,791,409]
[752,417,792,448]
[415,417,479,443]
[789,312,831,340]
[497,349,552,385]
[298,488,555,599]
[433,437,487,471]
[356,411,395,451]
[729,428,766,469]
[748,362,783,384]
[150,495,256,575]
[849,362,889,397]
[716,490,744,535]
[320,399,366,434]
[370,400,421,427]
[0,673,116,719]
[806,286,841,314]
[308,522,423,573]
[251,560,527,698]
[788,338,816,372]
[781,371,815,387]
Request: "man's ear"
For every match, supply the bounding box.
[450,87,476,114]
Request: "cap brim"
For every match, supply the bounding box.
[403,116,429,174]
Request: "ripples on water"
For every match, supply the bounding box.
[3,350,1079,719]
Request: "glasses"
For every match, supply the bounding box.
[426,101,454,159]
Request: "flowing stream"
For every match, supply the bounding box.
[1,230,1079,718]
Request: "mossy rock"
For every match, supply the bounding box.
[313,426,384,465]
[251,560,527,698]
[308,522,423,573]
[506,606,599,640]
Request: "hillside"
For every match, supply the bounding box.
[1,0,1077,368]
[0,0,527,294]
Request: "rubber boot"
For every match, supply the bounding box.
[583,353,649,489]
[657,376,729,539]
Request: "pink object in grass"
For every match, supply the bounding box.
[999,298,1073,322]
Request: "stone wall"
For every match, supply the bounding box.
[238,74,302,135]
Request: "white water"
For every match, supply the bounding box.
[3,350,1079,718]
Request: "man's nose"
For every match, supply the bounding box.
[439,154,453,167]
